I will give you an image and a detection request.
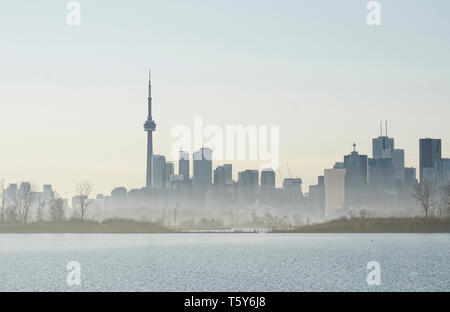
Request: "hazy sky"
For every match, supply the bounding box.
[1,0,450,198]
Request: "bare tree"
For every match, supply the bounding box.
[75,181,93,221]
[411,180,437,217]
[36,197,46,222]
[440,183,450,216]
[49,191,66,222]
[7,182,37,223]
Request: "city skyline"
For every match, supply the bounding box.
[1,67,449,198]
[1,1,450,197]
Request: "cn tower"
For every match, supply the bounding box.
[144,69,156,188]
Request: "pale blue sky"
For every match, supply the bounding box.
[1,0,450,197]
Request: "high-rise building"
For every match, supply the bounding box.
[165,161,174,188]
[213,166,226,186]
[43,184,53,194]
[343,144,368,207]
[392,149,405,183]
[151,155,166,189]
[435,158,450,185]
[309,176,325,217]
[373,136,394,159]
[193,148,212,189]
[238,170,259,204]
[178,151,190,182]
[372,122,394,159]
[324,168,346,216]
[404,167,417,185]
[144,69,157,189]
[111,187,127,209]
[282,178,303,204]
[223,164,233,184]
[419,138,441,182]
[368,157,395,189]
[261,168,276,189]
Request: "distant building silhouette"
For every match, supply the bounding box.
[238,170,259,204]
[282,178,303,204]
[178,151,190,182]
[309,176,325,218]
[404,167,417,185]
[151,155,166,189]
[343,144,368,208]
[324,168,346,216]
[213,166,226,186]
[193,148,212,189]
[165,161,174,188]
[261,168,276,189]
[419,138,441,182]
[223,164,233,185]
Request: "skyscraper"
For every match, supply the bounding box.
[343,144,368,207]
[144,69,156,189]
[372,136,394,159]
[165,161,174,188]
[223,164,233,185]
[179,151,190,182]
[419,138,441,182]
[193,148,212,189]
[213,166,226,186]
[324,168,346,216]
[238,170,259,204]
[372,121,394,159]
[151,155,166,189]
[392,149,405,183]
[260,168,276,189]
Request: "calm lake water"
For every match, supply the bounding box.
[0,233,449,292]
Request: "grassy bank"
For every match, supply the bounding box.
[0,218,172,233]
[2,217,450,233]
[277,217,450,233]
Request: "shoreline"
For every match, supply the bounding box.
[1,217,450,234]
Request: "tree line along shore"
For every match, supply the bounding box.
[1,217,450,233]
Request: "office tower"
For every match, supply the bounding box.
[151,155,166,189]
[344,144,368,185]
[373,136,394,159]
[343,144,368,207]
[309,176,325,217]
[178,151,190,182]
[213,166,226,186]
[435,158,450,185]
[43,184,53,194]
[144,69,157,188]
[442,159,450,184]
[324,168,346,216]
[372,121,394,159]
[165,162,174,188]
[193,147,212,189]
[282,178,303,204]
[368,123,399,191]
[368,158,395,189]
[223,164,233,184]
[404,167,417,185]
[419,138,441,182]
[111,187,127,209]
[238,170,259,204]
[392,149,405,183]
[261,168,276,189]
